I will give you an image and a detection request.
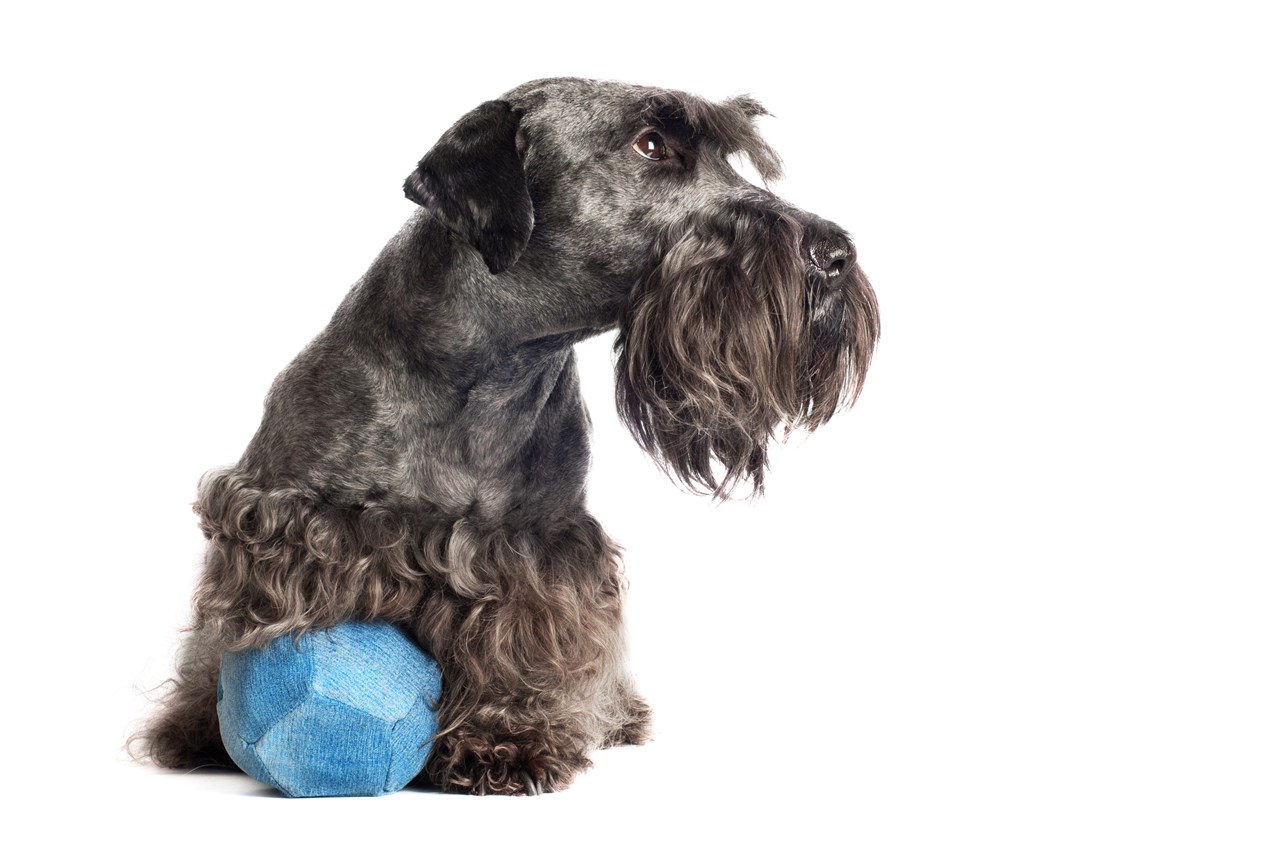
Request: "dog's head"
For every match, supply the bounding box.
[405,78,879,496]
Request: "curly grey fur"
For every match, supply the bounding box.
[132,77,877,795]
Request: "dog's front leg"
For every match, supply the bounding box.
[411,516,647,795]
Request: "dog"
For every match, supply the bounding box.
[134,77,879,795]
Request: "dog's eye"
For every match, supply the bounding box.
[632,131,669,161]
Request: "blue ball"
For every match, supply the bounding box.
[217,621,443,797]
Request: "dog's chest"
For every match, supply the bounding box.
[374,348,590,523]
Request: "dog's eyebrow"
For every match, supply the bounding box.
[639,91,784,183]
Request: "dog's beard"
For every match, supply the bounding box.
[615,214,879,498]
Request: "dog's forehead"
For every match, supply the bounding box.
[503,77,652,116]
[501,77,711,136]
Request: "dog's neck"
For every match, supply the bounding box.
[229,211,592,520]
[331,211,619,370]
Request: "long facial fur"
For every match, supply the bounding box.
[615,208,879,497]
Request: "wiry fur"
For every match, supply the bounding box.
[132,77,877,795]
[638,91,785,183]
[617,208,879,496]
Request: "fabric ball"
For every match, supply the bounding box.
[217,621,443,797]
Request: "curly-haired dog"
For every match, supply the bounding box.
[135,77,879,795]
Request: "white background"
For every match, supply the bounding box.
[2,2,1277,852]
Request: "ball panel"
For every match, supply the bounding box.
[384,692,438,792]
[310,622,442,721]
[218,634,314,744]
[217,728,286,795]
[255,696,393,798]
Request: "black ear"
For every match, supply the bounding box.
[404,100,533,274]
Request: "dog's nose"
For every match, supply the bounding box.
[809,239,855,279]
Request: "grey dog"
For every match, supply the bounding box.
[135,77,879,795]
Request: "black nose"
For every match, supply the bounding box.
[810,238,855,279]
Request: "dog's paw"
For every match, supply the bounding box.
[426,729,591,795]
[602,694,653,747]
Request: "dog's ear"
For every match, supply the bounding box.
[404,100,533,274]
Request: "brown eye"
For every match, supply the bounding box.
[633,130,668,161]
